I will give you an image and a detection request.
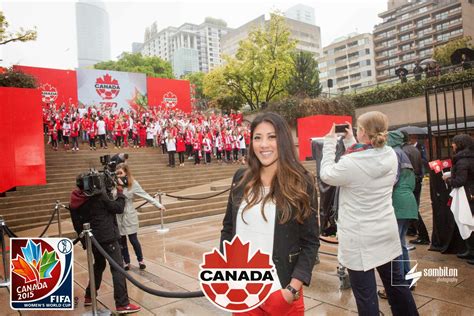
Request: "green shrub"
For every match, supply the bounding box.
[0,67,37,88]
[267,96,355,126]
[348,69,474,108]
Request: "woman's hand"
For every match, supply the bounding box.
[281,289,294,304]
[160,206,166,212]
[345,121,354,139]
[326,123,337,138]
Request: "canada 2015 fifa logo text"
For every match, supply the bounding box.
[199,236,276,313]
[10,238,73,310]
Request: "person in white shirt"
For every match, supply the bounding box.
[96,116,107,149]
[165,134,176,167]
[320,111,418,316]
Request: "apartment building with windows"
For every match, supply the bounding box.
[221,14,322,59]
[319,33,376,93]
[140,18,231,78]
[374,0,474,82]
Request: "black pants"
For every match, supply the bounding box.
[186,144,193,157]
[71,136,79,149]
[216,150,222,160]
[161,143,167,154]
[194,150,200,164]
[85,241,129,307]
[205,152,211,163]
[178,152,185,164]
[120,233,143,264]
[412,180,430,241]
[89,136,96,148]
[348,261,418,316]
[99,134,107,148]
[226,150,231,162]
[63,136,69,145]
[115,136,123,147]
[233,148,239,161]
[168,150,176,166]
[147,139,153,147]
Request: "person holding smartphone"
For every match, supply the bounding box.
[320,111,418,316]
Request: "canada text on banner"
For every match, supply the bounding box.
[10,238,74,310]
[76,68,147,112]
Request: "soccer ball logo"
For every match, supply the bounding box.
[161,91,178,108]
[95,74,120,100]
[40,83,58,103]
[199,236,276,312]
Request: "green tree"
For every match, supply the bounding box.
[183,71,205,98]
[94,53,174,78]
[0,11,37,45]
[286,51,322,98]
[432,36,473,66]
[223,13,296,110]
[203,66,243,110]
[0,67,37,88]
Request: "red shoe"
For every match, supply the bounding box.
[116,303,141,314]
[84,296,92,306]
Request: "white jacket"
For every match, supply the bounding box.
[320,136,401,271]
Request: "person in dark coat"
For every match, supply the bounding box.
[443,134,474,264]
[221,112,319,315]
[69,174,141,314]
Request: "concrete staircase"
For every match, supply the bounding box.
[0,141,316,236]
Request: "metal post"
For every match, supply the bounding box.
[156,193,169,234]
[0,217,10,287]
[56,200,62,237]
[83,223,98,315]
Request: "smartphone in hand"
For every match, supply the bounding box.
[335,124,349,134]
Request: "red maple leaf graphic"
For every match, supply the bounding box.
[202,236,273,269]
[97,73,118,85]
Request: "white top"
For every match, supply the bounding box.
[320,136,401,271]
[166,138,176,151]
[97,120,106,135]
[238,135,246,149]
[236,188,281,293]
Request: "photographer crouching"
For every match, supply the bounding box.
[69,169,141,314]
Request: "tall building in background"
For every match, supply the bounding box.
[373,0,474,82]
[76,0,111,68]
[285,4,316,25]
[140,18,230,78]
[319,33,376,94]
[221,13,322,59]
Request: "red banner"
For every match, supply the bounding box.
[0,87,46,193]
[297,115,353,161]
[13,65,78,109]
[147,77,191,113]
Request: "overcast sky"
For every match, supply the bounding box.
[0,0,387,69]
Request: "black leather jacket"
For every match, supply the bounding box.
[220,168,319,288]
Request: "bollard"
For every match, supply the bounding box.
[156,192,169,234]
[83,223,98,315]
[56,201,62,238]
[0,217,10,287]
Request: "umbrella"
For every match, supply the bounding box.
[420,58,437,66]
[395,67,408,76]
[397,126,428,135]
[450,47,474,65]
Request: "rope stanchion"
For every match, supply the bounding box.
[83,223,100,315]
[37,206,59,238]
[164,187,231,200]
[0,217,10,287]
[90,235,204,298]
[136,192,160,210]
[156,192,169,234]
[3,223,17,238]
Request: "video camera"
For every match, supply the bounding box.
[77,155,128,197]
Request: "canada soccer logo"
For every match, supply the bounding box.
[10,238,73,310]
[161,91,178,108]
[40,84,58,103]
[199,236,276,313]
[95,74,120,100]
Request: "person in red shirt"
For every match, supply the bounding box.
[81,114,90,144]
[192,133,201,165]
[71,117,80,151]
[122,119,129,148]
[88,118,97,150]
[114,120,123,148]
[176,133,186,167]
[52,119,60,151]
[139,119,147,148]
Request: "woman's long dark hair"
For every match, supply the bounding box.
[453,134,474,153]
[237,112,314,224]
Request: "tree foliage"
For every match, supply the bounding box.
[94,53,174,78]
[0,11,37,46]
[183,72,205,98]
[222,13,296,110]
[203,67,243,110]
[432,36,473,66]
[286,51,322,98]
[0,67,37,88]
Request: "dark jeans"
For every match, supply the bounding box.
[85,241,129,307]
[71,136,79,149]
[89,136,96,148]
[178,152,185,164]
[120,233,143,264]
[168,150,176,166]
[98,134,107,148]
[348,260,418,316]
[397,219,411,284]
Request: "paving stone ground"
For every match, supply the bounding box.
[1,178,473,315]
